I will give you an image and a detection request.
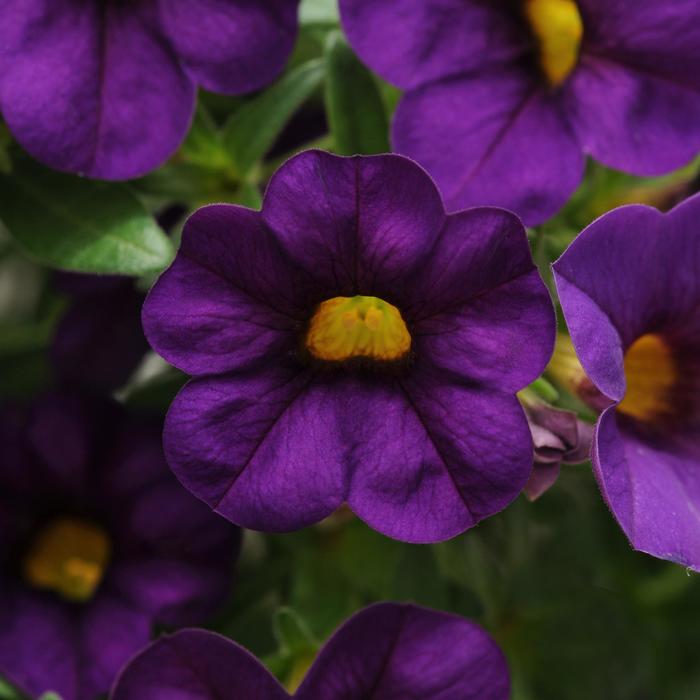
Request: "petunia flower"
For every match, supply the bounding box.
[552,192,700,570]
[519,390,593,500]
[339,0,700,226]
[110,602,510,700]
[0,1,299,179]
[0,392,240,700]
[142,150,555,543]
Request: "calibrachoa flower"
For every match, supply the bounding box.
[0,393,240,700]
[52,273,149,393]
[340,0,700,225]
[143,150,555,543]
[0,1,299,179]
[519,390,593,501]
[552,192,700,570]
[111,603,510,699]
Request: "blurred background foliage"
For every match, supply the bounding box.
[1,0,699,698]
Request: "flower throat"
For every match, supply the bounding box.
[23,517,111,603]
[305,295,411,363]
[524,0,583,86]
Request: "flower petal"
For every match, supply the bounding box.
[297,602,510,700]
[405,208,554,392]
[0,1,194,179]
[262,150,446,300]
[339,0,527,90]
[595,408,700,571]
[158,0,299,94]
[143,205,309,377]
[346,367,534,543]
[566,55,700,175]
[163,368,346,531]
[78,595,152,700]
[393,67,584,226]
[0,586,78,700]
[111,629,289,700]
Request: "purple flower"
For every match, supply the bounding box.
[339,0,700,225]
[553,193,700,570]
[520,391,593,500]
[0,392,240,700]
[52,273,149,393]
[142,150,555,543]
[111,603,510,700]
[0,1,299,179]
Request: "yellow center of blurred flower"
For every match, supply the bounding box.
[305,295,411,363]
[525,0,583,86]
[617,334,678,422]
[23,517,110,603]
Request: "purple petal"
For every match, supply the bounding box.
[347,367,534,542]
[262,150,446,299]
[158,0,299,94]
[405,208,554,392]
[142,205,308,377]
[0,1,194,179]
[553,196,700,401]
[163,368,346,532]
[565,54,700,176]
[111,629,289,700]
[0,586,78,700]
[52,281,148,393]
[595,408,700,571]
[297,603,510,700]
[339,0,527,90]
[78,595,152,700]
[393,67,584,226]
[524,462,561,502]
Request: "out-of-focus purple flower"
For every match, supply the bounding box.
[340,0,700,225]
[111,603,510,700]
[553,192,700,570]
[52,273,149,393]
[0,392,240,700]
[142,150,555,543]
[519,390,593,500]
[0,1,299,179]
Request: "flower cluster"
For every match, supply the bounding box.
[1,0,699,697]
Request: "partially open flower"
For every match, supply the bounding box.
[143,150,555,543]
[0,393,240,700]
[519,389,594,500]
[340,0,700,225]
[111,603,510,700]
[553,193,700,569]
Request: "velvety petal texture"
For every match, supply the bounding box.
[553,193,700,570]
[111,604,510,700]
[0,392,240,700]
[340,0,700,225]
[145,151,554,543]
[0,0,299,179]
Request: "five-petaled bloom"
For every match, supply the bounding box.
[111,602,510,700]
[0,392,240,700]
[340,0,700,225]
[0,0,299,179]
[143,150,555,543]
[553,192,700,570]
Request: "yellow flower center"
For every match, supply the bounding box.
[524,0,584,86]
[23,517,111,603]
[305,295,411,363]
[617,334,678,423]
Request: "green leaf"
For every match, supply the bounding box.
[300,0,339,25]
[223,59,325,176]
[324,33,390,155]
[273,607,317,655]
[0,159,173,275]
